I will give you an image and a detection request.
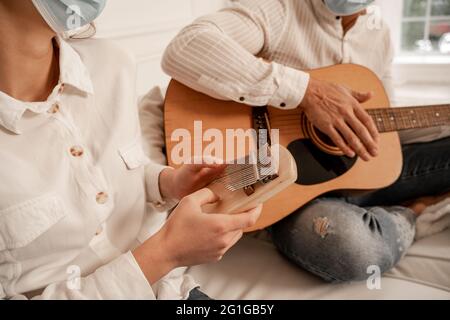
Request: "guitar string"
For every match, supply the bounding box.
[201,106,449,191]
[270,110,450,132]
[268,115,450,124]
[269,111,450,124]
[273,107,450,138]
[268,105,450,121]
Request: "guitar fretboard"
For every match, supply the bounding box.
[367,104,450,133]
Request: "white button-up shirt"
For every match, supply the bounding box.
[0,37,196,299]
[162,0,450,143]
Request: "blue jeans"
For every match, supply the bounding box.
[272,137,450,283]
[187,287,212,300]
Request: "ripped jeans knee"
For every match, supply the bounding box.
[271,198,416,283]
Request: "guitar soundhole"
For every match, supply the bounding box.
[287,139,358,186]
[315,129,335,147]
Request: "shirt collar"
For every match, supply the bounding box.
[57,36,94,95]
[0,36,94,135]
[308,0,369,38]
[310,0,343,25]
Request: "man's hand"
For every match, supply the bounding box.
[160,163,227,200]
[300,78,380,161]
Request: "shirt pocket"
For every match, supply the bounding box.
[118,138,150,170]
[0,194,66,251]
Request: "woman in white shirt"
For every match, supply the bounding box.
[0,0,261,299]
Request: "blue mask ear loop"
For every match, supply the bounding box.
[65,23,96,39]
[59,31,71,40]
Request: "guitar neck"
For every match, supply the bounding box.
[368,104,450,133]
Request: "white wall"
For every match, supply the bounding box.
[95,0,226,95]
[376,0,403,53]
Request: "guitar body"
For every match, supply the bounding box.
[164,64,403,231]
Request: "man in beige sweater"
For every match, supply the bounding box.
[161,0,450,282]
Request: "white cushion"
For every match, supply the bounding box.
[187,232,450,300]
[386,231,450,291]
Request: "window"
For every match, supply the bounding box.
[401,0,450,54]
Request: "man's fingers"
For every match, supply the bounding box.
[335,122,371,161]
[345,113,379,157]
[189,188,220,205]
[351,90,373,103]
[326,127,355,158]
[354,106,380,142]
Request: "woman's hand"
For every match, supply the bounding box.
[300,78,380,161]
[160,189,262,266]
[159,163,227,200]
[133,188,263,284]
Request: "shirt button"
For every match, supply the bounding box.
[58,83,65,94]
[96,192,109,205]
[70,146,84,157]
[48,103,60,114]
[280,102,287,108]
[239,97,245,102]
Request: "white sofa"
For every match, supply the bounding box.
[187,230,450,299]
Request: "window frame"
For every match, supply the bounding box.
[401,0,450,55]
[378,0,450,84]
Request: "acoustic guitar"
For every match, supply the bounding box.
[164,64,450,231]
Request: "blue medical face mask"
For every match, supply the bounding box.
[324,0,375,16]
[32,0,106,33]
